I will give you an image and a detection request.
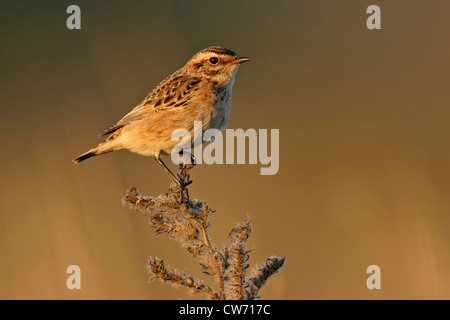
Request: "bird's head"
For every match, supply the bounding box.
[185,46,250,85]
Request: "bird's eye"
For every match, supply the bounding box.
[209,57,219,65]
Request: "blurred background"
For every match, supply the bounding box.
[1,0,449,299]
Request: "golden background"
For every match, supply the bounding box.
[1,1,449,299]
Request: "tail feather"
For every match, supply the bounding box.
[73,151,97,164]
[73,138,119,164]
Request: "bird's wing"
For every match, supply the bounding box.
[98,73,202,138]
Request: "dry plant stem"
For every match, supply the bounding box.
[194,208,225,299]
[122,162,285,300]
[147,257,219,300]
[225,221,251,300]
[245,255,286,299]
[181,201,225,299]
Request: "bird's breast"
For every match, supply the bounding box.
[209,87,232,131]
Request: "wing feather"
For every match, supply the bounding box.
[97,73,202,138]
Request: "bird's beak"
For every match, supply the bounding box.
[234,57,250,64]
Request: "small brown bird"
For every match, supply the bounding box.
[73,46,249,185]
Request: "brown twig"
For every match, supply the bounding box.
[123,162,285,299]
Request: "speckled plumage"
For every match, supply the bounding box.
[73,46,249,181]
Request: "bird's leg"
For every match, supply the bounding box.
[155,155,195,203]
[155,156,183,186]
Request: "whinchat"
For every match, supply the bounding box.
[73,46,250,185]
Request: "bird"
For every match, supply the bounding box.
[73,46,250,186]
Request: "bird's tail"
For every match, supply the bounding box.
[72,141,115,164]
[73,150,97,163]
